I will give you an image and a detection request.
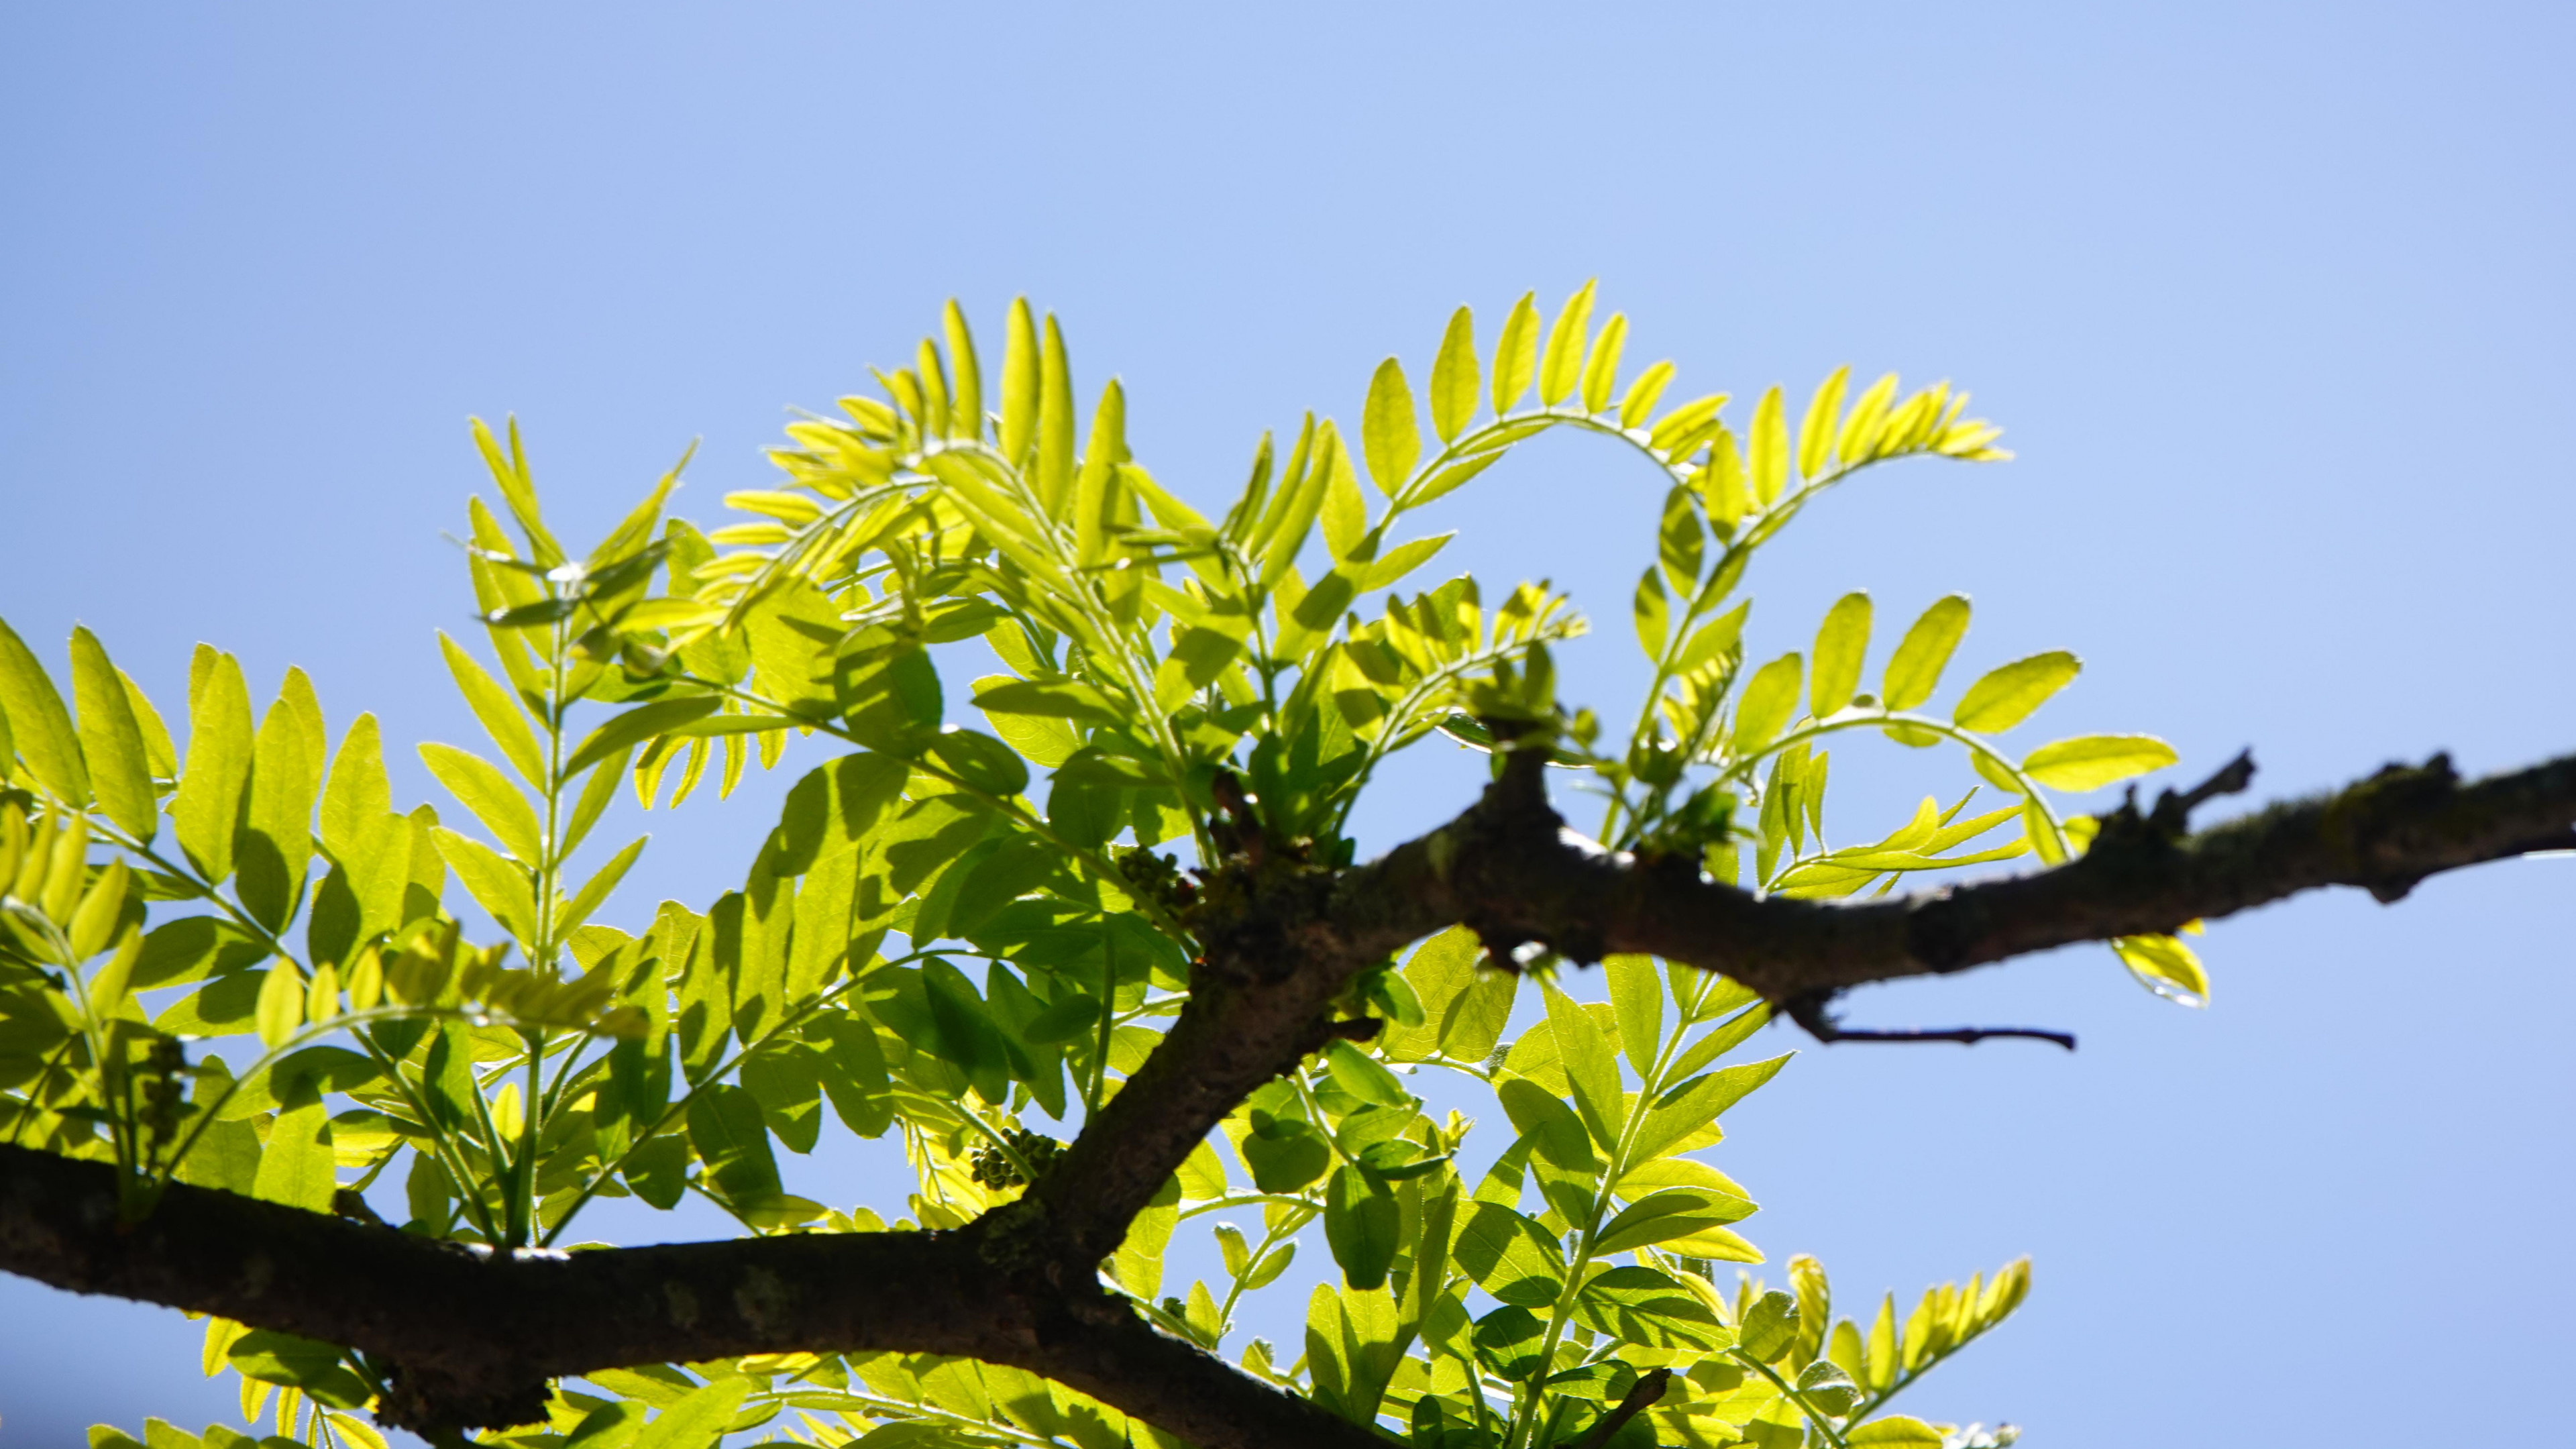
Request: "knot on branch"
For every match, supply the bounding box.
[2322,753,2461,901]
[2093,751,2261,861]
[378,1360,550,1436]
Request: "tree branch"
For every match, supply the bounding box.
[1356,747,2576,1000]
[5,743,2568,1449]
[0,1144,1382,1449]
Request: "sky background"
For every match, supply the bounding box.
[4,3,2572,1445]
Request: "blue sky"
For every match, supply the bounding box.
[3,3,2571,1444]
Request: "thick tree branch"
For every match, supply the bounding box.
[0,1144,1381,1449]
[1358,747,2576,1000]
[6,744,2567,1449]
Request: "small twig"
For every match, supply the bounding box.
[2151,749,2257,831]
[1576,1366,1671,1449]
[1784,991,2076,1051]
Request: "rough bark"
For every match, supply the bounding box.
[3,745,2571,1448]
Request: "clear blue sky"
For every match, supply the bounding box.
[4,3,2571,1445]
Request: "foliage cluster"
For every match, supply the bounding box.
[0,286,2200,1449]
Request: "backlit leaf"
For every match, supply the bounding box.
[1953,651,2080,733]
[1428,307,1479,443]
[1881,596,1970,712]
[1363,358,1421,496]
[1810,592,1873,717]
[2022,735,2178,792]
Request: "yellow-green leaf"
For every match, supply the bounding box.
[0,616,87,803]
[172,647,254,883]
[70,627,156,841]
[2022,734,2179,792]
[1036,313,1076,518]
[1748,386,1789,506]
[2114,933,2210,1005]
[438,633,546,790]
[255,959,304,1049]
[1538,280,1596,407]
[1881,596,1970,711]
[250,1075,336,1213]
[1491,292,1540,413]
[1953,650,2080,733]
[1731,652,1804,755]
[1632,570,1670,661]
[1429,307,1480,443]
[1580,311,1628,413]
[1363,358,1421,496]
[419,743,543,862]
[1619,360,1676,430]
[1809,593,1873,716]
[1000,297,1040,462]
[1797,365,1851,479]
[943,299,982,442]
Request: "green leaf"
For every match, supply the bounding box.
[969,676,1124,723]
[1575,1265,1731,1348]
[1631,568,1670,662]
[1748,385,1789,506]
[1846,1417,1946,1446]
[561,837,647,936]
[0,617,86,802]
[1953,650,2082,733]
[1241,1113,1332,1193]
[943,299,983,441]
[237,690,321,932]
[1881,595,1971,712]
[688,1083,782,1209]
[1657,485,1703,594]
[566,696,722,777]
[432,826,537,945]
[1428,307,1479,443]
[1676,599,1751,675]
[254,957,304,1049]
[1454,1201,1569,1309]
[1594,1189,1748,1256]
[924,728,1030,798]
[1000,297,1040,463]
[1362,358,1421,496]
[438,632,546,789]
[631,1377,752,1449]
[1491,292,1540,413]
[1381,924,1503,1063]
[1471,1304,1548,1382]
[1798,365,1852,478]
[1324,1164,1401,1291]
[251,1075,336,1213]
[1631,1053,1792,1162]
[1496,1079,1595,1172]
[482,425,570,569]
[2022,734,2178,791]
[1322,1037,1409,1107]
[2114,932,2210,1004]
[1604,953,1664,1082]
[1731,652,1804,756]
[318,715,391,863]
[419,743,543,861]
[1538,280,1597,407]
[1036,314,1077,517]
[1580,311,1629,414]
[1809,592,1873,717]
[70,628,156,841]
[1542,979,1625,1152]
[1621,359,1677,429]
